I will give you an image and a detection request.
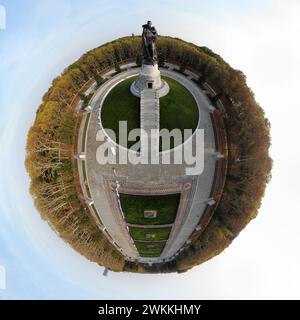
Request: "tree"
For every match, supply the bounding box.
[179,60,187,73]
[94,74,104,86]
[136,53,143,67]
[158,53,165,67]
[114,61,121,73]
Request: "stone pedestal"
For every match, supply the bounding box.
[130,63,169,97]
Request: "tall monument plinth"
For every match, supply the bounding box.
[130,63,169,97]
[130,21,169,98]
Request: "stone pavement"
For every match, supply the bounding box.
[140,89,160,155]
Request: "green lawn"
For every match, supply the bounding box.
[135,241,166,251]
[120,193,180,225]
[82,112,90,152]
[160,77,199,150]
[129,226,172,241]
[100,76,198,150]
[81,160,87,180]
[135,241,166,257]
[101,76,140,148]
[81,160,92,198]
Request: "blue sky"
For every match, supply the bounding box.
[1,0,300,299]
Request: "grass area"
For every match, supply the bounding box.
[138,251,162,257]
[101,76,140,148]
[120,193,180,225]
[81,160,91,198]
[137,248,164,257]
[160,77,199,150]
[160,76,198,132]
[81,160,87,180]
[134,236,168,257]
[100,76,198,150]
[82,112,90,152]
[129,226,172,241]
[135,241,166,257]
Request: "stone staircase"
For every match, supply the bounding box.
[140,89,160,155]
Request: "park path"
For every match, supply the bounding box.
[140,89,160,155]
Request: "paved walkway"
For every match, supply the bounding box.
[77,64,217,263]
[140,89,160,155]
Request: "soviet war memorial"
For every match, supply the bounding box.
[25,21,271,274]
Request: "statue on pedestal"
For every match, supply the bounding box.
[142,21,158,65]
[130,21,169,97]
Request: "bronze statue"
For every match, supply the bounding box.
[142,21,158,65]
